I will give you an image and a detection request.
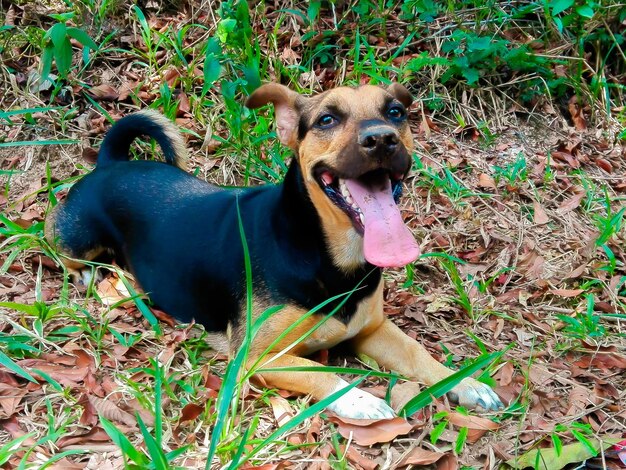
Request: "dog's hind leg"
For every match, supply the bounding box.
[45,202,107,286]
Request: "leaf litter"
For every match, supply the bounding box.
[0,2,625,469]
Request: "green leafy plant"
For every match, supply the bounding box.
[493,152,528,189]
[557,294,606,340]
[40,12,98,83]
[550,421,597,457]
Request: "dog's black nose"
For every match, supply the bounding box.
[359,125,400,156]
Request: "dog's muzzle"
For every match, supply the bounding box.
[358,124,400,159]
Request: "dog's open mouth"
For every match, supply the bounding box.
[315,168,421,268]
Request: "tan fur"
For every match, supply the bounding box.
[45,203,105,272]
[51,84,494,416]
[247,281,384,400]
[136,109,188,170]
[352,319,454,385]
[249,84,414,272]
[242,83,479,411]
[298,87,413,271]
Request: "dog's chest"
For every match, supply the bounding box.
[298,280,385,354]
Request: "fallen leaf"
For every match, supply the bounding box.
[340,445,378,470]
[478,173,496,190]
[57,426,111,448]
[327,415,412,446]
[552,150,580,168]
[17,360,89,386]
[508,438,620,470]
[150,307,177,327]
[557,192,585,214]
[397,447,446,466]
[549,289,584,298]
[45,457,86,470]
[596,158,613,173]
[436,453,458,470]
[568,96,587,130]
[306,415,323,443]
[86,84,119,101]
[495,362,515,386]
[573,352,626,371]
[0,383,26,418]
[533,201,549,225]
[96,276,131,306]
[89,395,136,427]
[447,412,499,443]
[180,403,204,423]
[269,396,293,427]
[177,91,190,116]
[517,250,545,280]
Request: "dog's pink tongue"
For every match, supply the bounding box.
[344,178,420,267]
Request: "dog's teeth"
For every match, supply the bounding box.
[359,212,365,225]
[346,194,353,204]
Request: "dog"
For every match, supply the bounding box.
[45,83,503,419]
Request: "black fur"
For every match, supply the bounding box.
[97,112,180,167]
[53,117,381,330]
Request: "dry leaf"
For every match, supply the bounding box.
[57,426,111,448]
[596,158,613,173]
[177,91,190,116]
[478,173,496,189]
[0,383,26,418]
[340,445,378,470]
[96,276,131,306]
[436,453,459,470]
[533,201,549,225]
[327,415,412,446]
[269,396,293,427]
[568,96,587,130]
[89,395,136,427]
[87,84,119,101]
[496,362,515,387]
[397,447,446,467]
[557,192,585,214]
[17,360,89,386]
[447,412,499,443]
[517,250,545,280]
[180,403,204,423]
[550,289,584,298]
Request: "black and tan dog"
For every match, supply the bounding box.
[45,83,502,418]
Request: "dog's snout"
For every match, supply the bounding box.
[359,125,400,156]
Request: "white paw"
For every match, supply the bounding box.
[447,377,503,411]
[325,381,396,419]
[77,268,102,286]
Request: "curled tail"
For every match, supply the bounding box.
[97,110,188,170]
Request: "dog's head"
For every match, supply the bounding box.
[247,83,420,270]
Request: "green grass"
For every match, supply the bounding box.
[0,0,625,468]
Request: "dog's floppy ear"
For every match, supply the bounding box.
[387,83,413,108]
[247,83,301,149]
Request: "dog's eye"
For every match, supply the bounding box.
[316,114,337,128]
[387,105,406,120]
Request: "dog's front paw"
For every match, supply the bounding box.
[326,385,395,419]
[447,377,503,411]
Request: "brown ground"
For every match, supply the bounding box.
[1,1,625,469]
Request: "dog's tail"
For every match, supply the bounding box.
[97,110,188,170]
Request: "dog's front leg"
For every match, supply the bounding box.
[250,353,395,419]
[352,318,503,411]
